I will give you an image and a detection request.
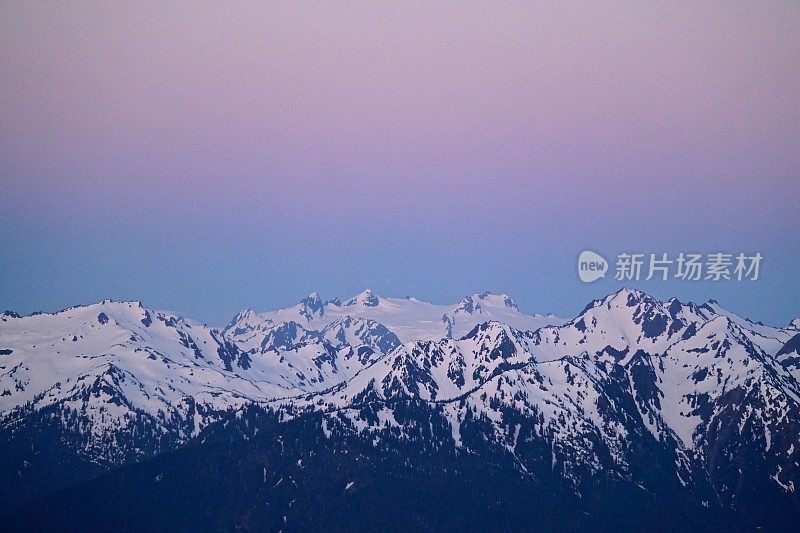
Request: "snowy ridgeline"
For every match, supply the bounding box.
[1,288,799,493]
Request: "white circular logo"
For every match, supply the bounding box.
[578,250,608,283]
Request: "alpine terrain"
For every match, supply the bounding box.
[1,289,798,531]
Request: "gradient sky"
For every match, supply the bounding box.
[1,2,799,326]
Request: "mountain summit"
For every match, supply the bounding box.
[0,290,798,528]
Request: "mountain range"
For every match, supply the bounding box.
[1,289,799,531]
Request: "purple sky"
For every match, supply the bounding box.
[1,2,799,326]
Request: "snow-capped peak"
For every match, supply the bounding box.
[222,308,260,335]
[216,290,566,345]
[1,310,21,319]
[607,287,657,307]
[345,289,380,307]
[454,292,519,315]
[299,292,325,320]
[454,295,483,315]
[230,307,256,322]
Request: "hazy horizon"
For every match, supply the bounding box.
[2,2,798,326]
[4,286,796,332]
